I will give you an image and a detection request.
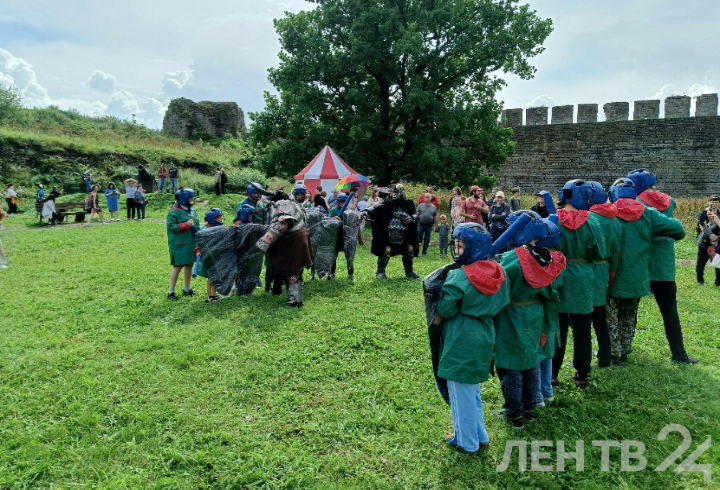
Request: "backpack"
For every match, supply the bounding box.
[84,194,94,211]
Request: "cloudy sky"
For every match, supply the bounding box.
[1,0,718,128]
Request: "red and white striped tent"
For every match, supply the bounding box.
[294,145,360,196]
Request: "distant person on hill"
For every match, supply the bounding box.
[5,184,18,215]
[157,164,168,192]
[0,207,7,268]
[124,178,138,220]
[134,184,147,220]
[168,164,179,193]
[418,186,440,208]
[530,192,550,218]
[509,187,521,212]
[84,185,107,226]
[214,168,222,196]
[104,182,121,221]
[83,168,93,193]
[220,169,228,194]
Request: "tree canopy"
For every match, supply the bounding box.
[250,0,552,187]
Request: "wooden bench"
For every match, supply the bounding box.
[36,201,87,224]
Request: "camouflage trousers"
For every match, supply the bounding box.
[606,296,641,358]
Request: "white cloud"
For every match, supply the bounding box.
[0,47,50,106]
[0,72,14,87]
[137,97,167,128]
[526,94,555,108]
[160,69,192,99]
[86,70,117,94]
[106,89,140,119]
[648,83,679,100]
[53,98,108,116]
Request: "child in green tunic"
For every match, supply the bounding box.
[607,178,685,363]
[434,223,509,452]
[494,211,566,429]
[166,189,200,300]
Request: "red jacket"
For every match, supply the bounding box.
[158,167,168,178]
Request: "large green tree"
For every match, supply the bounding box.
[251,0,552,187]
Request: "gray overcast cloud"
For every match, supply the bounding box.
[1,0,718,128]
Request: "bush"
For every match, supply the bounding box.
[224,168,269,194]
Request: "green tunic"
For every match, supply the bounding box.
[328,206,342,218]
[638,194,679,282]
[589,211,622,307]
[610,200,685,299]
[436,265,510,384]
[195,224,212,278]
[167,206,200,266]
[557,212,606,314]
[495,249,561,371]
[539,271,564,363]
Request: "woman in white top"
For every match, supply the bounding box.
[124,178,138,220]
[5,184,18,215]
[366,189,384,210]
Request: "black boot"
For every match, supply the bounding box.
[376,255,389,279]
[348,267,354,281]
[402,255,419,279]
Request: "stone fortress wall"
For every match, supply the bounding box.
[497,94,720,196]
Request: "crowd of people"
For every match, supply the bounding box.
[159,168,718,454]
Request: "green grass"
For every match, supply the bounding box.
[0,202,719,489]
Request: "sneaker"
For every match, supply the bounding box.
[492,410,524,430]
[182,289,195,297]
[672,355,699,364]
[536,401,545,408]
[376,272,388,279]
[84,223,91,227]
[168,292,178,300]
[0,264,8,269]
[522,410,535,422]
[209,295,220,302]
[101,222,108,225]
[406,271,420,279]
[697,281,704,286]
[544,396,554,403]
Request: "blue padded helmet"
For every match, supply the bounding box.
[247,183,263,198]
[626,168,657,194]
[236,204,256,223]
[535,217,562,248]
[506,210,549,247]
[204,207,223,226]
[558,179,593,210]
[452,223,492,264]
[587,181,608,205]
[292,185,307,198]
[608,178,638,203]
[175,188,195,207]
[336,193,349,204]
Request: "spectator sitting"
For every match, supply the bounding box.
[49,186,63,200]
[418,186,440,208]
[41,194,63,225]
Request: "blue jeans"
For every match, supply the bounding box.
[536,358,553,403]
[447,381,489,452]
[158,178,167,192]
[137,203,146,219]
[85,180,92,193]
[498,367,538,417]
[170,178,178,193]
[417,224,432,254]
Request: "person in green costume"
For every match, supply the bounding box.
[432,223,509,451]
[587,181,622,368]
[628,168,697,364]
[195,208,224,303]
[551,180,606,388]
[166,189,200,300]
[607,178,686,364]
[494,211,566,429]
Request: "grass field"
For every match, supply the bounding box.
[0,198,719,489]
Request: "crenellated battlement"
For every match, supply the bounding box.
[502,94,719,126]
